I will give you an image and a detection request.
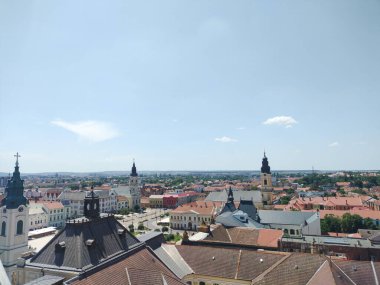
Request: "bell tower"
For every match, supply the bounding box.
[84,187,100,219]
[0,153,29,276]
[129,160,140,209]
[260,152,273,207]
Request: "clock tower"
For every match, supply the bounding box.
[129,160,140,209]
[260,152,273,207]
[0,153,29,277]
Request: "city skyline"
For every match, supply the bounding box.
[1,0,380,172]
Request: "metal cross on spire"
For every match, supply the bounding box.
[14,152,21,167]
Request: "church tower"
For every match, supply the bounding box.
[260,152,273,207]
[0,153,29,274]
[129,160,140,209]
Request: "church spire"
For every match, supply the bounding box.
[261,152,271,174]
[227,186,234,204]
[2,153,27,209]
[131,160,138,177]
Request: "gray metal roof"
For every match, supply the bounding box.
[154,244,193,279]
[205,190,262,203]
[258,210,316,225]
[24,275,65,285]
[57,191,86,201]
[215,211,264,228]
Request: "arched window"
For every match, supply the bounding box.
[1,222,6,236]
[290,229,295,235]
[16,220,23,235]
[200,282,205,285]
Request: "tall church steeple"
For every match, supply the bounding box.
[0,153,29,272]
[260,152,273,208]
[2,152,27,209]
[129,160,140,210]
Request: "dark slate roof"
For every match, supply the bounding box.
[29,215,140,270]
[205,190,262,203]
[258,210,316,225]
[219,202,236,215]
[138,231,165,250]
[238,200,257,220]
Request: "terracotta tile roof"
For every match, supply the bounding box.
[69,247,184,285]
[333,260,376,285]
[254,253,327,285]
[176,245,285,281]
[203,226,282,248]
[42,201,64,210]
[286,196,367,210]
[307,261,336,285]
[117,195,128,202]
[171,201,224,215]
[304,209,380,220]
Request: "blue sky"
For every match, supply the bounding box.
[1,0,379,172]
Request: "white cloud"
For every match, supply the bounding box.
[215,136,238,143]
[51,120,120,142]
[328,142,339,147]
[263,116,298,128]
[237,127,246,130]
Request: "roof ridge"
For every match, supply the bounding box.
[235,249,242,279]
[251,253,291,284]
[226,227,232,243]
[305,260,329,285]
[371,260,379,285]
[331,260,357,285]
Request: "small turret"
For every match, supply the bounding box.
[84,187,100,219]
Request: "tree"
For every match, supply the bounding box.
[363,218,377,230]
[128,224,134,233]
[137,223,144,230]
[280,196,291,205]
[341,213,362,233]
[162,226,169,232]
[134,204,140,213]
[321,214,341,233]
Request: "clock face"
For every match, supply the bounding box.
[18,206,24,212]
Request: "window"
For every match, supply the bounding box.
[200,282,206,285]
[16,220,23,235]
[1,222,6,236]
[290,229,295,235]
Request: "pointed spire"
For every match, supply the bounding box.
[2,153,27,209]
[14,152,21,168]
[131,160,138,177]
[261,152,271,174]
[227,186,234,204]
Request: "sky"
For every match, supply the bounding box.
[0,0,380,172]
